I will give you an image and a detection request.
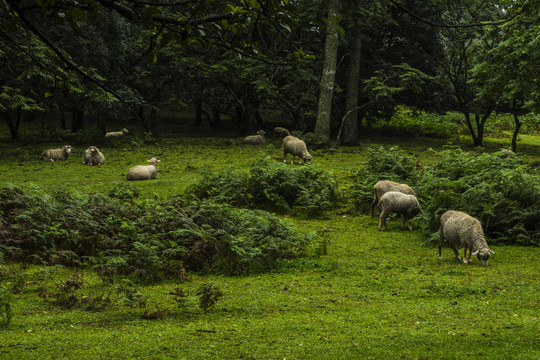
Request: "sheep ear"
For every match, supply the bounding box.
[489,250,495,254]
[472,250,479,256]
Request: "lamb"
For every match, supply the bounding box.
[242,130,265,145]
[126,157,161,181]
[83,146,105,166]
[282,135,312,164]
[105,128,129,140]
[438,210,494,266]
[370,180,415,217]
[40,145,72,162]
[378,191,422,231]
[273,127,290,138]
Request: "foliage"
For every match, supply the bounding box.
[0,285,13,327]
[0,185,314,279]
[196,283,224,313]
[417,147,540,245]
[189,159,340,217]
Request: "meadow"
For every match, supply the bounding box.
[0,115,539,359]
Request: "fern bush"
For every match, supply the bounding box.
[189,159,339,217]
[417,147,539,245]
[0,185,315,280]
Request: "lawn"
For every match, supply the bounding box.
[0,120,539,359]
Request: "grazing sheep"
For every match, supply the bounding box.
[40,145,72,162]
[105,128,129,140]
[83,146,105,166]
[370,180,415,217]
[273,127,291,138]
[242,130,265,145]
[282,135,312,164]
[126,157,161,181]
[438,210,494,266]
[499,149,516,158]
[378,191,422,231]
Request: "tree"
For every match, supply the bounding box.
[314,0,341,146]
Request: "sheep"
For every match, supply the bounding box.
[370,180,415,217]
[282,135,312,165]
[438,210,494,266]
[242,130,265,145]
[83,146,105,166]
[126,157,161,181]
[105,128,129,140]
[378,191,422,231]
[273,127,291,138]
[40,145,72,162]
[499,149,516,158]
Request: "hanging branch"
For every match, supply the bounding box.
[388,0,521,28]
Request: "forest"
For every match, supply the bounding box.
[1,0,539,359]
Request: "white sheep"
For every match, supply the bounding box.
[83,146,105,166]
[40,145,72,162]
[378,191,422,231]
[126,157,161,181]
[282,135,312,164]
[105,128,129,140]
[370,180,415,217]
[438,210,494,266]
[273,127,291,138]
[242,130,265,145]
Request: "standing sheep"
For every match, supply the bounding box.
[282,135,312,165]
[83,146,105,166]
[273,127,291,138]
[126,157,161,181]
[40,145,72,162]
[378,191,422,231]
[438,210,494,266]
[370,180,415,217]
[242,130,265,145]
[105,128,129,140]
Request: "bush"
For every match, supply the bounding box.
[189,159,340,218]
[0,185,315,279]
[417,147,539,245]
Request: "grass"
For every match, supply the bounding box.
[0,118,539,359]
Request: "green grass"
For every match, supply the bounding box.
[0,121,539,359]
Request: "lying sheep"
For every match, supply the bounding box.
[126,157,161,181]
[242,130,265,145]
[83,146,105,166]
[283,135,312,164]
[40,145,72,162]
[273,127,290,138]
[378,191,422,231]
[438,210,494,266]
[370,180,415,217]
[105,128,129,140]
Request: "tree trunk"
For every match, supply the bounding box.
[4,108,22,141]
[195,98,203,126]
[210,106,220,128]
[512,113,521,152]
[342,27,361,146]
[71,108,85,133]
[314,0,341,147]
[463,112,479,146]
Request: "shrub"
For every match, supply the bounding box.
[189,159,340,217]
[417,147,539,245]
[0,186,315,279]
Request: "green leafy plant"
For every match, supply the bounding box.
[0,286,13,327]
[196,283,223,313]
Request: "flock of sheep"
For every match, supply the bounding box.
[39,126,494,267]
[371,180,495,267]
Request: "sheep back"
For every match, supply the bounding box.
[282,135,312,164]
[273,127,291,138]
[242,130,265,145]
[105,128,129,139]
[83,146,105,166]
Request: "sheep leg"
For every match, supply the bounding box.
[379,211,388,231]
[291,155,295,165]
[283,150,288,163]
[462,247,469,264]
[370,195,378,217]
[451,245,461,261]
[438,228,444,260]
